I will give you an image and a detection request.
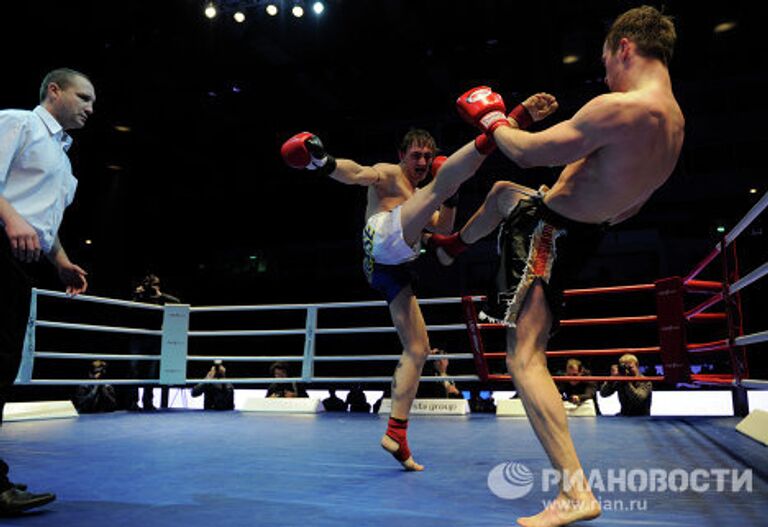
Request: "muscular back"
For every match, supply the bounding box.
[543,88,684,225]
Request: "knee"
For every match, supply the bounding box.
[488,181,521,214]
[489,181,512,200]
[506,354,529,376]
[406,343,431,363]
[506,344,547,377]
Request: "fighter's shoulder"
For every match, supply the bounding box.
[371,162,400,181]
[576,93,652,130]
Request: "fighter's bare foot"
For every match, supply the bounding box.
[435,247,455,266]
[381,434,424,472]
[517,492,600,527]
[380,434,424,471]
[382,416,424,470]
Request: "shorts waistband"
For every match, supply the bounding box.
[531,197,609,232]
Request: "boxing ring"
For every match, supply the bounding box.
[1,192,767,526]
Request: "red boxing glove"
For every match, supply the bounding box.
[280,132,336,174]
[430,155,448,177]
[508,104,534,130]
[474,133,496,155]
[456,86,510,134]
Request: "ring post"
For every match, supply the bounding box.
[14,289,38,384]
[160,304,190,386]
[654,277,691,384]
[722,238,750,416]
[462,296,490,382]
[302,307,318,382]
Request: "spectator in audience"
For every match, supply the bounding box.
[557,358,599,414]
[73,360,118,414]
[599,354,652,416]
[346,385,371,413]
[266,362,307,398]
[191,360,234,410]
[322,389,347,412]
[468,388,496,413]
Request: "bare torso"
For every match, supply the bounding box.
[364,163,419,220]
[544,87,684,225]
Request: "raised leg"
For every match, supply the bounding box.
[434,181,534,265]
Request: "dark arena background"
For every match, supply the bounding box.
[1,1,767,526]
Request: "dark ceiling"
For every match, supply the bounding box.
[1,0,766,306]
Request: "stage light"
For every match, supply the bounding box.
[204,3,217,19]
[716,226,726,234]
[312,2,324,15]
[233,11,245,23]
[266,4,278,16]
[292,5,304,18]
[714,21,737,34]
[750,188,758,194]
[562,54,580,64]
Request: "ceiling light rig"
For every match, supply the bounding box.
[203,1,327,23]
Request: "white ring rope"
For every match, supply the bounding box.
[189,296,485,313]
[734,330,768,348]
[36,289,164,310]
[725,190,768,246]
[36,320,162,336]
[728,261,768,295]
[34,352,160,361]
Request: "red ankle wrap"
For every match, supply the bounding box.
[386,417,411,462]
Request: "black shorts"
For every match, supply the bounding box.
[490,197,606,332]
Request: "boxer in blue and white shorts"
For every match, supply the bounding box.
[362,205,420,303]
[281,94,557,471]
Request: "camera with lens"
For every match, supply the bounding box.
[212,359,225,378]
[90,360,107,378]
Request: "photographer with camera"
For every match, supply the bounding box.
[73,360,118,414]
[126,273,180,411]
[191,360,234,410]
[599,354,652,416]
[266,362,307,398]
[557,358,599,414]
[416,348,464,399]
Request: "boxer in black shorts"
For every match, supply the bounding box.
[434,7,684,525]
[494,196,606,331]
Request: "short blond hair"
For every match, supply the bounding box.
[619,354,639,366]
[566,359,583,371]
